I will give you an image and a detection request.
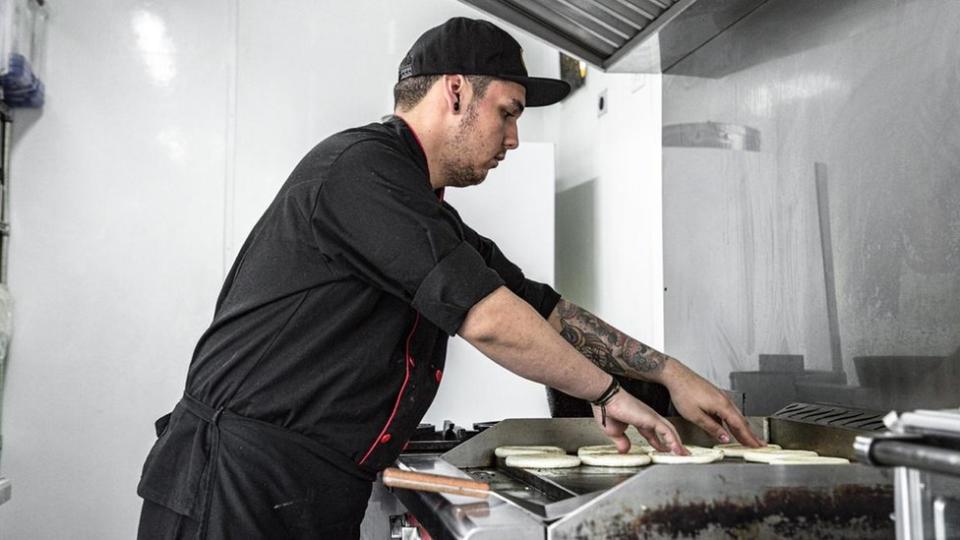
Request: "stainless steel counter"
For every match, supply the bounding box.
[384,416,894,539]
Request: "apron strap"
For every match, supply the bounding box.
[181,393,226,426]
[179,394,226,540]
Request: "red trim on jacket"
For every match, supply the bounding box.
[358,312,421,465]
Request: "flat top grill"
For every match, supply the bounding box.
[390,406,896,539]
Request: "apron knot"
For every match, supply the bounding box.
[181,393,230,427]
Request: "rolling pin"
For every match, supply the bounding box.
[382,467,490,499]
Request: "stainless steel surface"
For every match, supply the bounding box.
[814,162,843,375]
[662,122,760,151]
[770,402,886,460]
[933,496,958,540]
[389,454,546,540]
[457,0,769,72]
[0,477,10,506]
[0,109,10,284]
[856,408,960,540]
[471,465,604,520]
[549,460,892,539]
[772,402,887,431]
[389,414,892,538]
[663,0,960,415]
[443,417,611,468]
[870,441,960,479]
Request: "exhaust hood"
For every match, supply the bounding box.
[459,0,770,73]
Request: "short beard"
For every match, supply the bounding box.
[442,101,487,188]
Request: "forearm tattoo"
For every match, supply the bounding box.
[556,299,667,379]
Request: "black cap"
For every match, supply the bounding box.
[398,17,571,107]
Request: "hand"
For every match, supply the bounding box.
[663,360,762,447]
[592,389,688,455]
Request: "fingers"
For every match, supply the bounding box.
[596,390,688,454]
[718,405,763,447]
[690,412,732,444]
[638,427,668,452]
[655,420,688,455]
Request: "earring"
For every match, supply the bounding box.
[454,101,460,112]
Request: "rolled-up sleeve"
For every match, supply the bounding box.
[312,141,504,334]
[458,218,561,319]
[412,241,504,334]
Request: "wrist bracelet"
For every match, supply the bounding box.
[590,377,621,427]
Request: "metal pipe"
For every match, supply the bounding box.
[0,108,11,285]
[815,163,844,374]
[868,439,960,478]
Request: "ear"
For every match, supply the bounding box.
[441,74,466,114]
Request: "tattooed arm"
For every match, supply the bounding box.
[548,299,761,446]
[549,298,668,382]
[459,286,687,454]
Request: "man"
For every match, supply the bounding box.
[137,17,760,539]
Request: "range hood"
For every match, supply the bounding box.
[459,0,770,73]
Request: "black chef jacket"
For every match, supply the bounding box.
[137,116,560,527]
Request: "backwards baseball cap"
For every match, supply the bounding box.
[398,17,571,107]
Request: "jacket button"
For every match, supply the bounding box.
[380,433,392,444]
[435,369,443,384]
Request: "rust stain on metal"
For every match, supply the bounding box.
[566,484,893,539]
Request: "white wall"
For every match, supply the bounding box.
[228,0,556,264]
[0,2,232,538]
[0,1,562,538]
[546,71,665,350]
[423,143,555,427]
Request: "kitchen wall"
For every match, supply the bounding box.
[424,144,556,427]
[1,2,233,538]
[550,71,665,353]
[0,1,598,538]
[662,0,960,411]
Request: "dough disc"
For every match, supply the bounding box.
[743,449,819,463]
[580,453,652,467]
[650,446,723,464]
[714,443,781,457]
[505,453,582,469]
[494,445,566,458]
[577,444,650,457]
[768,456,850,465]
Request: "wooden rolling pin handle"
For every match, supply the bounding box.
[382,467,490,499]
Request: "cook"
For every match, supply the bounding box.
[135,17,761,539]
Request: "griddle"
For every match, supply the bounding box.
[385,404,896,539]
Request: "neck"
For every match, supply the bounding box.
[394,107,448,191]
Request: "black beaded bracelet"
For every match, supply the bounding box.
[590,378,621,427]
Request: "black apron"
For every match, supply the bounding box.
[137,394,372,540]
